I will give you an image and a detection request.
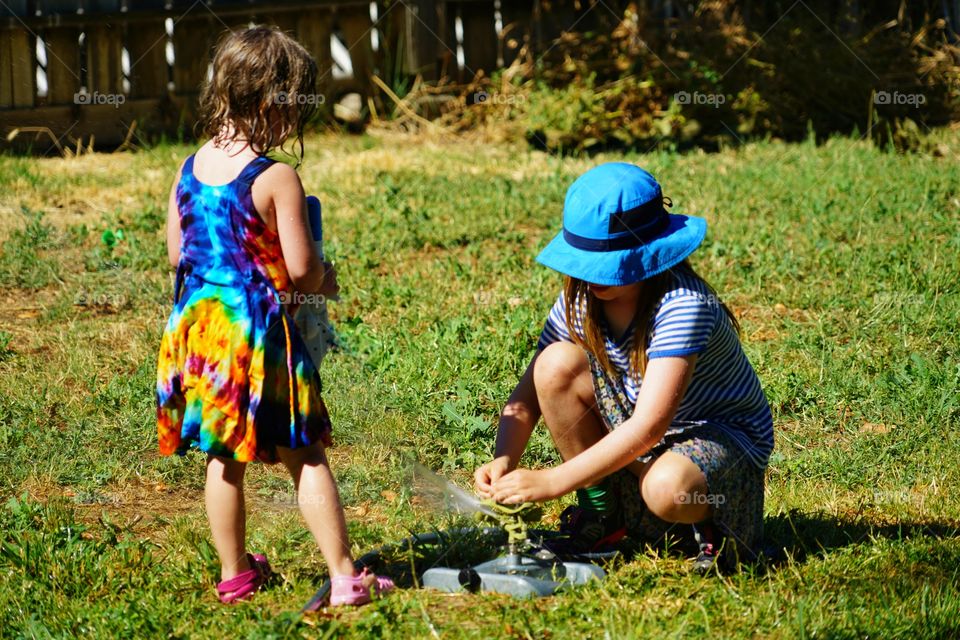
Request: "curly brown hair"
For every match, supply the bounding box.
[197,26,318,165]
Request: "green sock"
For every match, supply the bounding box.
[576,482,615,515]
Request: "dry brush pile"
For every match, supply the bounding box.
[376,0,960,153]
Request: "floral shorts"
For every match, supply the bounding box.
[591,354,766,561]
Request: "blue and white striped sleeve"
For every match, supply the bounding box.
[537,292,573,351]
[646,293,717,359]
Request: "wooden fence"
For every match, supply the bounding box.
[1,1,956,149]
[0,0,630,148]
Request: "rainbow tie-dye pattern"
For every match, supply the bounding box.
[156,154,332,463]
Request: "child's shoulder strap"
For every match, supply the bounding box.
[235,155,277,186]
[181,153,196,177]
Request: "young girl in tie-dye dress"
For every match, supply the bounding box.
[156,26,392,606]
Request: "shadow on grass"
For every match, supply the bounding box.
[606,508,960,575]
[763,509,960,563]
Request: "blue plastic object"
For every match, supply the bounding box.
[305,195,323,249]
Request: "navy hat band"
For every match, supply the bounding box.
[562,201,670,252]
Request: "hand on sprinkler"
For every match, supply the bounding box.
[491,467,563,504]
[474,456,511,499]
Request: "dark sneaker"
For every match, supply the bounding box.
[692,522,724,575]
[543,506,627,556]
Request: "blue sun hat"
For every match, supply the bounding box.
[536,163,707,286]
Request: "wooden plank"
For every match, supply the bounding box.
[3,2,373,30]
[439,0,459,81]
[395,0,442,81]
[88,0,122,12]
[218,14,255,35]
[172,18,213,95]
[1,1,29,17]
[0,33,13,107]
[86,23,123,95]
[36,1,83,15]
[8,30,35,108]
[297,8,334,95]
[127,0,168,9]
[125,21,169,99]
[0,97,191,148]
[337,6,374,94]
[43,27,83,105]
[268,12,299,35]
[460,1,497,76]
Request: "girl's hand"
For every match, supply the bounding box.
[474,456,511,499]
[317,261,339,298]
[491,468,563,504]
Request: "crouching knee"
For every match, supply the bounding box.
[533,341,590,396]
[640,463,710,523]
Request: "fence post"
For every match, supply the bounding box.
[338,6,375,97]
[397,0,442,80]
[126,22,170,99]
[44,27,83,105]
[172,19,213,96]
[297,8,334,98]
[460,1,497,78]
[86,23,124,96]
[0,30,35,108]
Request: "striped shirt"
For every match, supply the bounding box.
[537,271,774,468]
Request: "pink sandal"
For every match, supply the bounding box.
[329,568,395,606]
[217,553,272,604]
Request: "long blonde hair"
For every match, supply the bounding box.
[563,260,740,380]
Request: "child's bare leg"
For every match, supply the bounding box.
[534,343,711,521]
[533,342,606,458]
[205,455,251,581]
[277,443,356,578]
[534,341,646,478]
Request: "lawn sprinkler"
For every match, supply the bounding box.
[420,499,609,598]
[410,463,614,598]
[301,465,615,611]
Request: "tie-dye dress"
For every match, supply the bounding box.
[156,154,332,463]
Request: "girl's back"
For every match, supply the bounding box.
[176,150,289,291]
[156,27,331,464]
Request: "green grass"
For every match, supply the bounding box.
[0,131,958,638]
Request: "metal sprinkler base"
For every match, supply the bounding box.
[422,550,606,598]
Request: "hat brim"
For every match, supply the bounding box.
[535,214,707,286]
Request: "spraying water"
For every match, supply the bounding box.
[409,461,497,518]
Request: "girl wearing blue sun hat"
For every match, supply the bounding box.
[474,162,774,572]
